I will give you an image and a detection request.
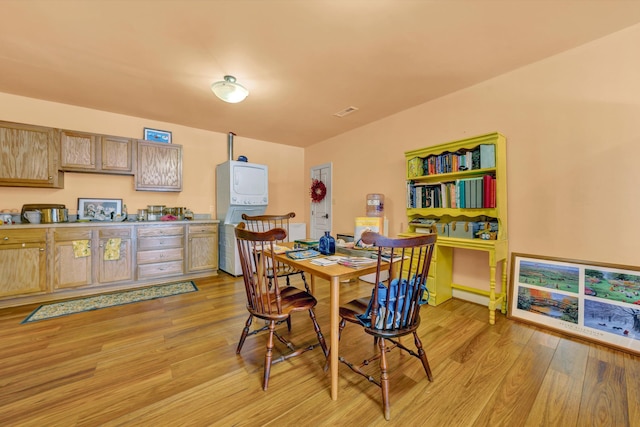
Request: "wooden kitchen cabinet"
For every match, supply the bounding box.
[60,130,133,174]
[0,220,218,308]
[136,224,184,279]
[0,120,64,188]
[187,224,218,273]
[98,227,133,284]
[52,228,93,289]
[135,140,182,191]
[0,229,47,297]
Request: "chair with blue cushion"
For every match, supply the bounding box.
[335,231,437,420]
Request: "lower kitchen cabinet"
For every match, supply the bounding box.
[53,228,93,289]
[0,220,218,308]
[0,229,47,298]
[187,224,218,273]
[98,227,133,284]
[136,224,184,279]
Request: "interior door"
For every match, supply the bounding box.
[310,163,332,239]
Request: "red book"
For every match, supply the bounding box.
[483,175,491,208]
[491,177,496,208]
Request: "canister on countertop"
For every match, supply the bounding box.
[137,209,147,221]
[147,205,165,221]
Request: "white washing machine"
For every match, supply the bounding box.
[219,222,306,276]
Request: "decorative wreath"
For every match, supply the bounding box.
[310,179,327,203]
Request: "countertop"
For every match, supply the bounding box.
[0,219,220,229]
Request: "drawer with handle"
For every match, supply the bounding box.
[137,235,183,250]
[136,247,183,265]
[137,260,184,279]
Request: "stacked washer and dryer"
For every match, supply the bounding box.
[216,157,269,276]
[216,133,306,275]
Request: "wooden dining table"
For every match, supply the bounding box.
[273,247,382,401]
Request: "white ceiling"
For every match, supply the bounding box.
[2,1,640,147]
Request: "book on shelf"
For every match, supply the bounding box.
[471,147,481,169]
[483,175,496,208]
[409,143,496,178]
[407,157,423,177]
[408,174,495,209]
[476,177,483,208]
[480,144,496,169]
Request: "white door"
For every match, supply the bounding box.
[310,163,332,239]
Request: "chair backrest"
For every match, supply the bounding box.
[360,231,437,333]
[235,222,288,318]
[241,212,296,243]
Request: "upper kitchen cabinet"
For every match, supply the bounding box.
[60,130,133,175]
[135,140,182,192]
[0,121,64,188]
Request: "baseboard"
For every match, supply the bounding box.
[452,287,492,307]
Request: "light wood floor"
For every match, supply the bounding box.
[1,273,639,426]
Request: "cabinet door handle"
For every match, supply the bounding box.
[3,236,8,240]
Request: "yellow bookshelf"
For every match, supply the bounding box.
[403,132,508,324]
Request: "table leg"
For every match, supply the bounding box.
[311,274,316,295]
[330,276,339,400]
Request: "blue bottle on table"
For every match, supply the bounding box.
[318,231,336,255]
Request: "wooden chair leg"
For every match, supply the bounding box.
[413,332,433,381]
[308,308,328,356]
[301,272,311,293]
[338,318,347,340]
[236,314,253,354]
[378,337,391,421]
[263,320,276,391]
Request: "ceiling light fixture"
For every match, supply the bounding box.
[211,75,249,103]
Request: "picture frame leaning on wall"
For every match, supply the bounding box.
[509,253,640,356]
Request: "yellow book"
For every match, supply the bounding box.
[354,217,384,248]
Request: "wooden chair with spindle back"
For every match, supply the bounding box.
[335,231,437,420]
[234,222,328,390]
[241,212,311,293]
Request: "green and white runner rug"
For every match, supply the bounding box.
[22,281,198,323]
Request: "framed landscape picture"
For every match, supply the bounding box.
[509,253,640,356]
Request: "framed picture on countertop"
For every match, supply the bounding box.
[77,198,123,221]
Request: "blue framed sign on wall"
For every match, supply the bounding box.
[143,127,172,143]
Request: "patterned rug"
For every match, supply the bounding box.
[22,281,198,323]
